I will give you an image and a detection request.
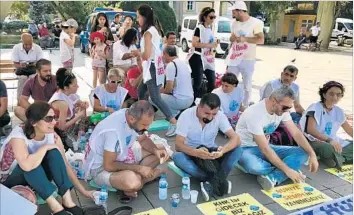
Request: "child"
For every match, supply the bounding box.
[90,31,109,88]
[60,19,78,71]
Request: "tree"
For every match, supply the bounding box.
[29,1,54,24]
[119,1,177,33]
[317,1,336,50]
[9,1,30,20]
[334,1,353,19]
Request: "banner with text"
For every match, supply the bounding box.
[289,194,353,215]
[134,207,168,215]
[325,165,353,184]
[197,193,273,215]
[262,183,332,211]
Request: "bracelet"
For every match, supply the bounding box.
[325,137,333,143]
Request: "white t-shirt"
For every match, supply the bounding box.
[231,17,263,60]
[165,58,193,100]
[91,85,128,111]
[86,109,138,170]
[236,99,292,147]
[59,31,74,62]
[113,41,137,67]
[212,86,244,119]
[310,26,321,37]
[140,26,162,60]
[260,79,300,102]
[299,102,348,147]
[11,43,43,63]
[176,106,232,148]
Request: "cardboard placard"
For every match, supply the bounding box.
[197,193,273,215]
[134,207,168,215]
[325,164,353,184]
[262,183,332,211]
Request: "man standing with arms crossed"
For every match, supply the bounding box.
[226,1,264,107]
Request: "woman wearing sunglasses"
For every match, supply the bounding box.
[49,68,90,149]
[90,68,129,114]
[1,102,95,215]
[187,7,219,99]
[299,81,353,169]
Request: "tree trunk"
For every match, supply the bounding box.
[245,1,251,11]
[268,12,285,44]
[317,1,335,50]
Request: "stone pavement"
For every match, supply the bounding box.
[0,45,353,215]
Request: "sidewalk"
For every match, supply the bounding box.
[1,47,352,215]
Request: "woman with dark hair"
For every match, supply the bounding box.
[91,12,114,44]
[187,7,218,99]
[113,28,141,82]
[1,102,95,215]
[299,81,353,169]
[49,68,89,147]
[118,15,134,39]
[136,4,178,137]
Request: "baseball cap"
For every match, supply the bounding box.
[228,1,248,11]
[62,18,78,28]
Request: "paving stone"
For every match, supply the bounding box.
[263,202,293,215]
[321,189,343,199]
[330,184,353,197]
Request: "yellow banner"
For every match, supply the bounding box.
[197,193,273,215]
[134,207,168,215]
[325,164,353,184]
[262,183,332,211]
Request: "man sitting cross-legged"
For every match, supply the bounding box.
[236,86,319,190]
[173,93,243,201]
[83,100,169,202]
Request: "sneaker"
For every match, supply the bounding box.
[165,124,177,137]
[227,180,232,194]
[257,175,276,190]
[200,181,212,201]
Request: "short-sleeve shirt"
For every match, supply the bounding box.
[176,106,232,148]
[260,79,300,102]
[212,86,244,119]
[112,41,137,67]
[236,99,292,147]
[193,27,202,53]
[21,74,57,102]
[59,31,73,62]
[310,26,321,37]
[165,59,193,100]
[124,66,141,99]
[11,43,43,63]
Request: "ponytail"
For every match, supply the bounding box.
[154,17,164,38]
[24,121,35,139]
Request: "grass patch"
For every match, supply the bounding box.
[0,35,21,45]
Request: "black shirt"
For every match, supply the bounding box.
[194,27,202,53]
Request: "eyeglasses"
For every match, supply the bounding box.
[42,115,59,123]
[275,99,292,112]
[328,92,343,98]
[209,15,216,19]
[109,80,122,84]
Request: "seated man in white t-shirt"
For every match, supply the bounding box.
[236,86,318,190]
[212,73,245,129]
[83,101,169,201]
[173,93,242,201]
[159,45,194,117]
[260,65,305,124]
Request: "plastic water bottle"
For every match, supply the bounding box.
[79,133,86,152]
[159,174,168,200]
[182,176,190,199]
[99,185,108,214]
[89,112,109,124]
[86,127,93,140]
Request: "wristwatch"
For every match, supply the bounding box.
[325,137,333,143]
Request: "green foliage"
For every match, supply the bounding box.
[3,20,28,31]
[9,1,30,20]
[29,1,54,24]
[119,1,177,33]
[335,1,353,19]
[252,1,293,23]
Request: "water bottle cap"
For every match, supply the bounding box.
[161,174,166,178]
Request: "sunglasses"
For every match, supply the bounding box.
[209,15,216,19]
[109,80,122,84]
[275,99,292,112]
[42,115,59,123]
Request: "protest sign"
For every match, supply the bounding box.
[262,183,332,211]
[197,193,273,215]
[289,194,353,215]
[134,207,168,215]
[325,165,353,184]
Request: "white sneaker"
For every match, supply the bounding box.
[200,181,212,201]
[257,175,276,190]
[165,124,177,137]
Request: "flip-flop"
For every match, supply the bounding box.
[108,206,133,215]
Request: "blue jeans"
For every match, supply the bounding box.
[173,146,243,181]
[238,145,308,184]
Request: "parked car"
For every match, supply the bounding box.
[79,8,137,54]
[331,18,353,46]
[180,15,232,56]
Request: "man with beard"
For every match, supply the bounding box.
[226,1,264,107]
[260,65,305,123]
[14,59,57,122]
[173,93,242,201]
[83,101,170,202]
[236,86,319,190]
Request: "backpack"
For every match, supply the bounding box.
[269,123,298,146]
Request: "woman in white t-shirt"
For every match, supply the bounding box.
[1,102,95,215]
[212,73,245,129]
[136,4,178,137]
[299,81,352,169]
[60,19,78,71]
[90,68,129,113]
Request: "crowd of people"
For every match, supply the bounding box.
[0,2,352,215]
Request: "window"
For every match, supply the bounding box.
[301,20,313,29]
[188,19,197,30]
[217,21,231,33]
[183,19,189,29]
[187,1,194,11]
[338,22,345,31]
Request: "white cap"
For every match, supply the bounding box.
[62,18,78,29]
[228,1,248,11]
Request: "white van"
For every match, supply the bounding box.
[332,18,353,39]
[180,15,232,56]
